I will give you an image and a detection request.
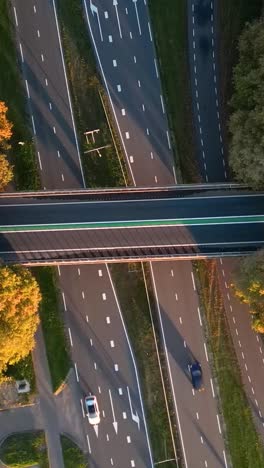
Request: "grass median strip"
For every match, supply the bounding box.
[56,0,129,187]
[61,435,88,468]
[0,431,48,468]
[33,267,71,392]
[194,259,264,468]
[110,263,179,468]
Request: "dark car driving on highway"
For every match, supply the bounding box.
[189,361,204,391]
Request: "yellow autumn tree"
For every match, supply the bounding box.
[0,266,41,374]
[231,250,264,333]
[0,101,12,147]
[0,154,13,191]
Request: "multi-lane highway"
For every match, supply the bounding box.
[11,1,153,467]
[83,1,229,467]
[187,0,264,448]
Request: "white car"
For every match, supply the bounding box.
[85,395,100,425]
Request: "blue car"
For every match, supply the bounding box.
[189,361,204,391]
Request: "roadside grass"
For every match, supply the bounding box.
[0,1,40,190]
[194,260,264,468]
[217,0,263,147]
[148,0,198,182]
[56,0,129,188]
[0,431,48,468]
[110,263,179,468]
[61,435,88,468]
[33,267,71,392]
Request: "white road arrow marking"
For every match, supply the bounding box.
[113,0,122,38]
[93,424,99,437]
[109,389,118,433]
[89,0,103,41]
[132,0,141,35]
[127,386,140,430]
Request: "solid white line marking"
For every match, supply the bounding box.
[62,292,67,311]
[86,434,91,453]
[107,265,154,467]
[68,328,73,346]
[154,58,159,78]
[31,115,36,135]
[160,95,165,114]
[13,7,18,26]
[166,130,171,149]
[191,271,196,290]
[37,152,42,171]
[217,414,222,434]
[197,307,202,326]
[204,342,209,362]
[150,264,188,468]
[52,0,86,186]
[133,0,141,34]
[223,450,228,468]
[80,399,85,418]
[210,378,215,397]
[74,363,79,382]
[148,22,153,41]
[19,42,24,63]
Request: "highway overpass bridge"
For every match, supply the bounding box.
[0,184,263,265]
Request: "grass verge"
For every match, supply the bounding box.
[110,263,179,468]
[56,0,129,188]
[148,0,197,182]
[61,435,88,468]
[217,0,263,148]
[0,1,40,190]
[194,259,264,468]
[0,431,48,468]
[5,355,36,396]
[33,267,71,391]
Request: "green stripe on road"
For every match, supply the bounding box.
[1,215,264,232]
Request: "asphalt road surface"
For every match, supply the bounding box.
[187,0,264,446]
[81,1,228,466]
[11,1,153,467]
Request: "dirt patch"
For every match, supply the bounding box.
[0,381,36,410]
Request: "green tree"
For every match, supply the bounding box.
[231,250,264,332]
[0,266,41,374]
[0,101,13,190]
[229,20,264,189]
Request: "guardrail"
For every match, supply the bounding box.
[0,183,248,198]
